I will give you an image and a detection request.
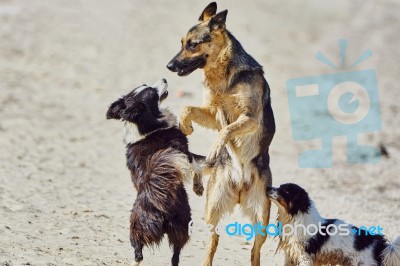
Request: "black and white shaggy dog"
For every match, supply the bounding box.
[266,183,400,266]
[106,79,204,266]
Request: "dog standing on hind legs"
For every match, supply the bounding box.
[107,79,204,266]
[167,2,275,265]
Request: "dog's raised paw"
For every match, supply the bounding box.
[193,182,204,196]
[179,122,194,136]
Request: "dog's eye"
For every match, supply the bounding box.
[187,41,198,51]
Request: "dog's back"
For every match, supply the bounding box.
[129,148,191,246]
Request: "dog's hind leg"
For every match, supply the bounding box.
[130,209,145,266]
[203,206,222,266]
[203,169,237,266]
[166,196,190,266]
[171,244,182,266]
[130,238,143,266]
[167,225,189,266]
[250,199,271,266]
[241,168,272,266]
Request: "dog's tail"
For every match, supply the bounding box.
[382,236,400,266]
[138,148,191,214]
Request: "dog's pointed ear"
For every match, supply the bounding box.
[209,10,228,31]
[199,2,217,22]
[121,102,146,121]
[107,98,126,120]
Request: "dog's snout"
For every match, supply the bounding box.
[266,186,277,196]
[167,61,176,71]
[161,78,167,84]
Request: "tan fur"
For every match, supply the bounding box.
[202,162,271,266]
[275,204,305,264]
[181,40,268,265]
[173,4,273,266]
[179,34,265,165]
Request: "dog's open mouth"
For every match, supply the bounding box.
[177,56,206,76]
[160,90,168,102]
[266,186,279,200]
[153,78,169,103]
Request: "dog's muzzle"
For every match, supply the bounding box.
[267,186,279,199]
[152,78,169,102]
[167,53,206,76]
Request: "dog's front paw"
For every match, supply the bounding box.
[179,121,194,136]
[179,107,194,135]
[193,180,204,196]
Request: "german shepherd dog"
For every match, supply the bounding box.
[167,3,275,266]
[106,79,204,266]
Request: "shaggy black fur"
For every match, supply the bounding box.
[305,219,336,256]
[107,81,194,266]
[275,183,311,216]
[353,227,388,265]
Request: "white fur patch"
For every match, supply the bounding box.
[123,108,177,145]
[152,79,168,98]
[241,173,267,220]
[382,236,400,266]
[133,85,147,96]
[124,122,144,144]
[208,165,238,216]
[276,200,400,265]
[169,152,192,184]
[159,108,177,127]
[226,145,242,186]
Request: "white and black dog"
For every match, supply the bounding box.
[107,79,204,266]
[266,183,400,266]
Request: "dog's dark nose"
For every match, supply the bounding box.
[161,78,167,84]
[266,186,273,193]
[167,61,176,71]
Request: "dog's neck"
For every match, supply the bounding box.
[279,200,322,225]
[276,201,323,261]
[202,30,260,93]
[203,32,231,92]
[277,200,323,241]
[124,108,177,145]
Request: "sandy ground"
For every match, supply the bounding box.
[1,0,400,265]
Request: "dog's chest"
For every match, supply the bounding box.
[209,94,242,126]
[208,93,261,164]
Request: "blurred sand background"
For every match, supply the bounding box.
[1,0,399,265]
